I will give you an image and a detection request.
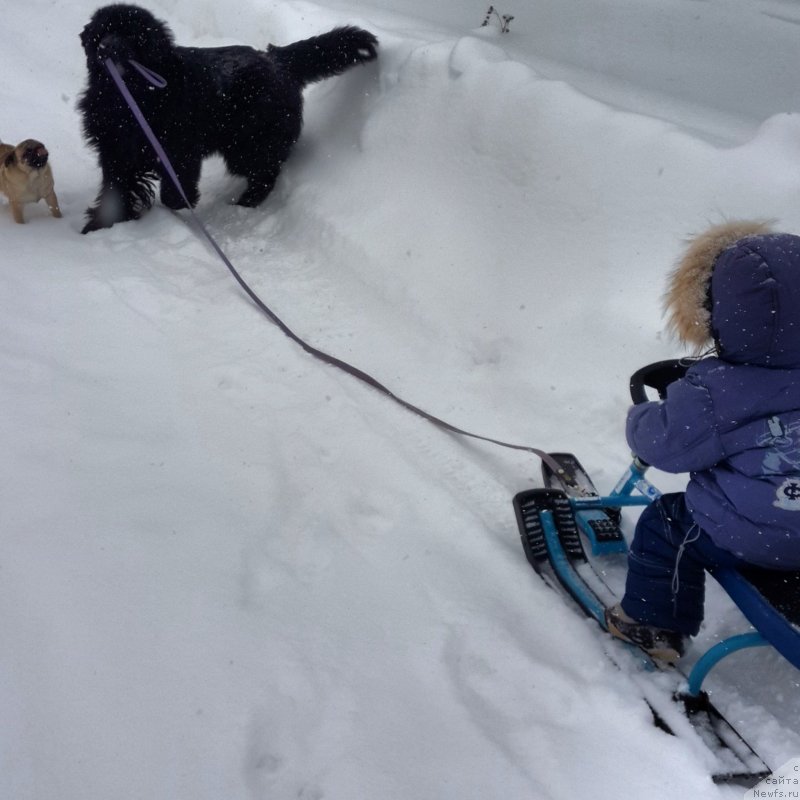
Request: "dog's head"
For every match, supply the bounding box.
[5,140,49,172]
[80,3,175,70]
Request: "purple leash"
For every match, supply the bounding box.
[104,57,565,476]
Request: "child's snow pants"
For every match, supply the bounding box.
[621,492,747,636]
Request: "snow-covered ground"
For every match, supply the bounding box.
[3,0,800,797]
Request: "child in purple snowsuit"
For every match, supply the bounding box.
[605,220,800,662]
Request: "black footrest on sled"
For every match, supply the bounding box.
[588,516,622,543]
[513,488,587,570]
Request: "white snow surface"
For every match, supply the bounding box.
[3,0,800,797]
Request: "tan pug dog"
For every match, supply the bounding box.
[0,139,61,223]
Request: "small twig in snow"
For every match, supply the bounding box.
[481,5,514,33]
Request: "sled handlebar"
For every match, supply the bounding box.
[629,359,689,405]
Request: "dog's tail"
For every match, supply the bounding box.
[269,26,377,87]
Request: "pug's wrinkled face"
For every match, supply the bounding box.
[18,140,49,170]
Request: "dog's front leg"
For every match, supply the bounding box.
[46,190,62,219]
[159,156,201,211]
[10,200,24,224]
[82,184,125,233]
[82,172,154,234]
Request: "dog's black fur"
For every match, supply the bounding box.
[78,4,378,233]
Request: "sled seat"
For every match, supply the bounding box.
[710,565,800,670]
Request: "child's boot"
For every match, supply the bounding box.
[604,603,686,664]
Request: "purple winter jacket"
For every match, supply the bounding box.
[627,233,800,568]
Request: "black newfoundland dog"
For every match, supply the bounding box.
[78,4,378,233]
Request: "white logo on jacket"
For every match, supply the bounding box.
[774,478,800,510]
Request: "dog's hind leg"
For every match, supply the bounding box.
[223,130,298,208]
[235,174,279,208]
[227,149,283,207]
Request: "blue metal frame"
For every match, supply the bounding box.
[539,510,607,627]
[685,633,768,697]
[562,460,800,696]
[609,459,662,503]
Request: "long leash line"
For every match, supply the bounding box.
[105,58,565,477]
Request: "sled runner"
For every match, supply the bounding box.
[513,360,800,786]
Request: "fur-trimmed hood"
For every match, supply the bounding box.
[665,220,800,367]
